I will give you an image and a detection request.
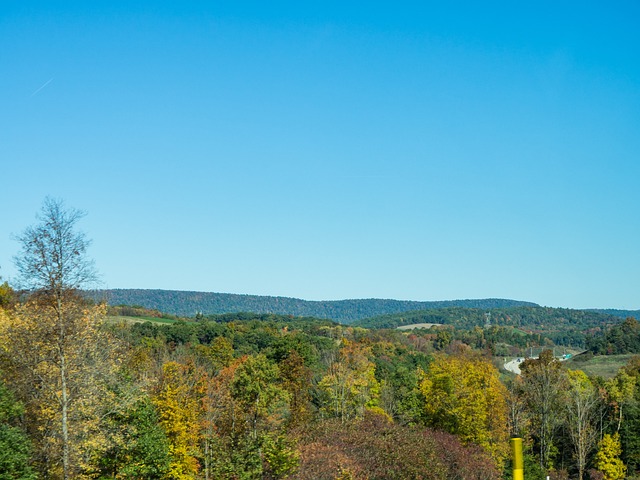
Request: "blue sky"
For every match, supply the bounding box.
[1,2,639,309]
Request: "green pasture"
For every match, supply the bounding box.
[568,353,637,379]
[105,315,182,324]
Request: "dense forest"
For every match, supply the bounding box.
[1,199,640,480]
[86,288,537,322]
[3,296,640,479]
[354,306,630,349]
[355,306,626,331]
[589,309,640,320]
[587,317,640,355]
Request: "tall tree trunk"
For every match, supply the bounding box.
[61,349,70,480]
[617,404,623,433]
[204,438,210,480]
[57,298,70,480]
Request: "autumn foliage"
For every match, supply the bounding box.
[419,354,510,465]
[5,199,640,479]
[295,411,500,480]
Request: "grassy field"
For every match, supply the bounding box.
[568,353,637,379]
[397,323,443,330]
[105,315,182,324]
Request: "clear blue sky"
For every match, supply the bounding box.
[1,1,639,309]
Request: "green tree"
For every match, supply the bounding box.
[619,356,640,474]
[200,355,291,479]
[261,433,300,479]
[231,354,289,440]
[618,387,640,475]
[0,380,36,480]
[96,396,170,479]
[435,329,452,351]
[372,341,430,424]
[208,336,235,371]
[0,281,16,309]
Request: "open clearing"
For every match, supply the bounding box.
[397,323,443,330]
[105,315,180,324]
[567,353,637,379]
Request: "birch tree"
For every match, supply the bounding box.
[318,340,380,423]
[520,349,566,470]
[0,198,120,479]
[13,197,98,295]
[564,370,600,480]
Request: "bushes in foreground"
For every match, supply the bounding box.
[294,412,500,480]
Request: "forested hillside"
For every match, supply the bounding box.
[356,306,625,330]
[86,288,537,322]
[587,317,640,354]
[590,308,640,319]
[354,306,629,348]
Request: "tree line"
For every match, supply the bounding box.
[586,317,640,355]
[355,307,626,348]
[86,289,536,323]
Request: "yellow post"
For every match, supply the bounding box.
[511,437,524,480]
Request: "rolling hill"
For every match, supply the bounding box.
[85,289,538,323]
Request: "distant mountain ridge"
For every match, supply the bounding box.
[86,289,538,323]
[588,309,640,319]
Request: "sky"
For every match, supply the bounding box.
[1,1,639,309]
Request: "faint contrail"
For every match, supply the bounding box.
[31,77,53,97]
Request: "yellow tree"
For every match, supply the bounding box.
[153,360,206,479]
[419,354,509,466]
[318,340,380,422]
[1,198,120,479]
[605,369,636,433]
[10,198,104,479]
[595,433,626,480]
[564,370,601,480]
[0,298,120,478]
